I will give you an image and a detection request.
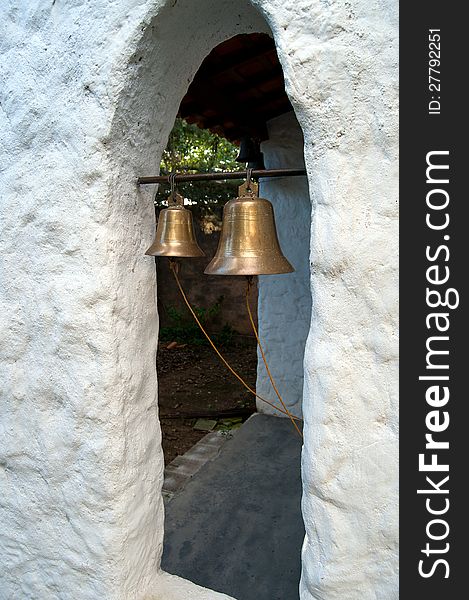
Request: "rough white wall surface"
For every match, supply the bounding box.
[0,1,398,599]
[257,111,311,419]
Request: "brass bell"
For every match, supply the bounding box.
[146,192,204,257]
[204,181,294,276]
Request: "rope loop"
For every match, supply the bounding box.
[168,259,303,433]
[245,279,303,438]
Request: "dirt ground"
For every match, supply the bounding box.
[157,340,257,464]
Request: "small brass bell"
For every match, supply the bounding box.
[204,181,294,276]
[146,192,204,257]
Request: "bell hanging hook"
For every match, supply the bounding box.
[169,172,181,205]
[246,167,253,191]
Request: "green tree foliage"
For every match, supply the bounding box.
[161,118,239,173]
[155,118,242,210]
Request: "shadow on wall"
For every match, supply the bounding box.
[256,111,312,419]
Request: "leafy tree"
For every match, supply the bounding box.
[155,118,243,211]
[161,118,239,173]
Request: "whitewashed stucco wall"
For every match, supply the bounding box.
[257,111,311,419]
[0,1,398,599]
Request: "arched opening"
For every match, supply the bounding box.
[108,2,312,597]
[154,30,310,458]
[150,33,311,599]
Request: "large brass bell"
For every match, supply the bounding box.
[204,181,294,276]
[146,191,204,257]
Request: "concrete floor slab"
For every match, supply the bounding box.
[162,413,304,600]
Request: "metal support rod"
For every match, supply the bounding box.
[137,168,306,185]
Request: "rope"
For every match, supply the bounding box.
[245,278,303,438]
[169,259,302,423]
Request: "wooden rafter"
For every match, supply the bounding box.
[178,33,292,143]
